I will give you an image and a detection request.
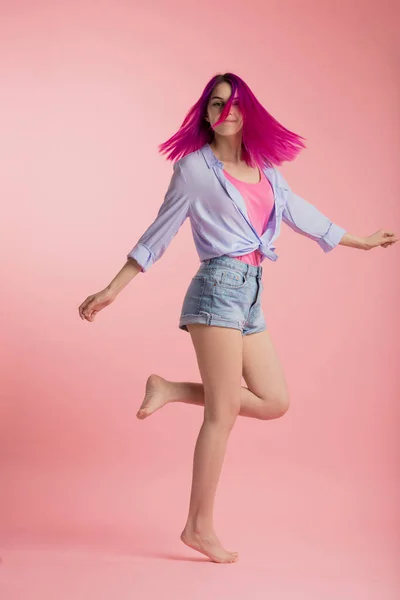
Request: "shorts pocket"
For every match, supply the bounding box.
[214,268,247,289]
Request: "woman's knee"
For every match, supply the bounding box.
[275,393,290,418]
[260,390,290,420]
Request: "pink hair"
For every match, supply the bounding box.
[158,72,306,168]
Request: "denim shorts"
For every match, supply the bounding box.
[179,255,266,336]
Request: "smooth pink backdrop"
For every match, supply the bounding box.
[0,0,399,598]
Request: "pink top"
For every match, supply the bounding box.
[223,167,275,266]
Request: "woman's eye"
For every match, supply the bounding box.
[212,99,239,108]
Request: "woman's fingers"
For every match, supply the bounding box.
[381,235,398,248]
[381,231,398,247]
[79,296,94,320]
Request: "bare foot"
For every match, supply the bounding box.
[180,527,238,563]
[136,374,173,419]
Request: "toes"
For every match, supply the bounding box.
[219,554,238,563]
[228,553,238,561]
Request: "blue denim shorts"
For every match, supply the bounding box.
[179,255,266,336]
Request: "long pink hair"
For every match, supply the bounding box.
[158,72,306,168]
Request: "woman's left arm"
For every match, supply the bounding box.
[339,230,398,250]
[274,168,398,252]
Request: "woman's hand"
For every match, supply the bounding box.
[78,259,142,322]
[78,287,117,322]
[364,229,399,250]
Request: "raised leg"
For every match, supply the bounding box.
[137,330,290,420]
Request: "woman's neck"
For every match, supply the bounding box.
[209,136,243,165]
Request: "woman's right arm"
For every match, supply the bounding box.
[79,161,189,322]
[106,257,142,295]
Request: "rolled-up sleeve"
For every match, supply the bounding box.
[127,161,190,272]
[275,168,346,252]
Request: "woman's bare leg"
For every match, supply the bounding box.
[177,323,243,563]
[137,330,290,421]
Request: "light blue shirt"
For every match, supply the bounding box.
[127,143,346,272]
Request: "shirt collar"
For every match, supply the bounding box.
[199,143,223,169]
[199,142,273,177]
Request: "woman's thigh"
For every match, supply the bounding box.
[187,323,243,424]
[242,330,290,410]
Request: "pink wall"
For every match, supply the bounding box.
[0,0,399,597]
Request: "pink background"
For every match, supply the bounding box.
[0,0,399,598]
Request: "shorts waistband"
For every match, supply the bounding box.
[202,255,263,277]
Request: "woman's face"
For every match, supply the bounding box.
[205,82,243,135]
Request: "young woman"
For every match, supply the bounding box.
[78,73,398,564]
